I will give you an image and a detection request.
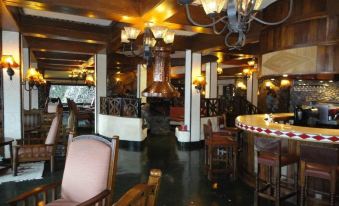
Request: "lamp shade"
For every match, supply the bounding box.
[121,30,130,43]
[200,0,226,16]
[124,27,141,40]
[25,68,38,80]
[164,30,175,44]
[151,26,168,39]
[0,55,19,68]
[85,74,95,85]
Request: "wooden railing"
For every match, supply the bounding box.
[201,96,261,125]
[100,97,141,118]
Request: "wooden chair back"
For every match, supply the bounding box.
[300,145,338,166]
[114,169,162,206]
[255,137,281,155]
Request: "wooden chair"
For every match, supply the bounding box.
[300,145,338,206]
[254,137,298,206]
[67,99,94,133]
[204,119,237,181]
[114,169,162,206]
[13,109,63,176]
[8,134,119,206]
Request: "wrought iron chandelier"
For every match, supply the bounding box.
[180,0,293,49]
[121,24,175,65]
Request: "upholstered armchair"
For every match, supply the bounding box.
[13,110,62,176]
[114,169,162,206]
[8,134,119,206]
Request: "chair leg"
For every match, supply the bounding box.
[330,172,336,206]
[275,166,280,206]
[295,162,299,205]
[13,162,18,176]
[255,163,260,206]
[50,156,55,173]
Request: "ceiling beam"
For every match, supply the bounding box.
[26,36,103,54]
[20,16,110,44]
[33,51,92,61]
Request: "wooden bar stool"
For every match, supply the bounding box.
[300,145,338,206]
[203,120,237,181]
[255,137,299,206]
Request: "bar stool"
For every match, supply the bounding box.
[300,145,338,206]
[255,137,299,206]
[203,120,237,181]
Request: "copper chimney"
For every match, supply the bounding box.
[142,41,180,98]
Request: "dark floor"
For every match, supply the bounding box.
[0,132,298,206]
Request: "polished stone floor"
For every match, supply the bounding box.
[0,132,298,206]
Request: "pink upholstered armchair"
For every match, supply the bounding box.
[8,134,119,206]
[13,110,62,176]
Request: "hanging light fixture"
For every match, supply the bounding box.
[217,66,223,74]
[180,0,293,49]
[120,24,175,65]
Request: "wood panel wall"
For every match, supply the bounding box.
[260,0,339,54]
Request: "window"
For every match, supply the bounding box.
[49,85,95,104]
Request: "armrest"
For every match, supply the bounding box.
[77,190,111,206]
[7,181,61,206]
[114,184,154,206]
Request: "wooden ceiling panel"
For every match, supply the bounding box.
[33,51,91,61]
[20,16,110,44]
[26,36,103,54]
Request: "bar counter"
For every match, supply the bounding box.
[236,113,339,144]
[234,113,339,187]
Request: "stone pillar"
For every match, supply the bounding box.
[2,31,22,148]
[94,52,107,133]
[205,62,218,98]
[137,64,147,103]
[183,50,202,142]
[246,72,258,106]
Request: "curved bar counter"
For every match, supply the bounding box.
[236,113,339,144]
[235,113,339,187]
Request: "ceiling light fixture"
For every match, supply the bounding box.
[121,24,175,65]
[180,0,293,49]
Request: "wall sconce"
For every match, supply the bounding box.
[85,74,95,88]
[23,67,46,91]
[247,58,256,66]
[217,66,223,75]
[242,68,255,78]
[265,81,272,89]
[236,81,247,90]
[280,79,291,87]
[1,55,19,80]
[193,75,206,92]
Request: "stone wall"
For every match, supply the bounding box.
[290,80,339,111]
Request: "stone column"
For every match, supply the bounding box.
[183,50,202,142]
[205,62,218,98]
[94,51,107,133]
[2,31,22,157]
[137,64,147,103]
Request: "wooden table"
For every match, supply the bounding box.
[0,137,14,172]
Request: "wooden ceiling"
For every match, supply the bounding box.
[1,0,338,79]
